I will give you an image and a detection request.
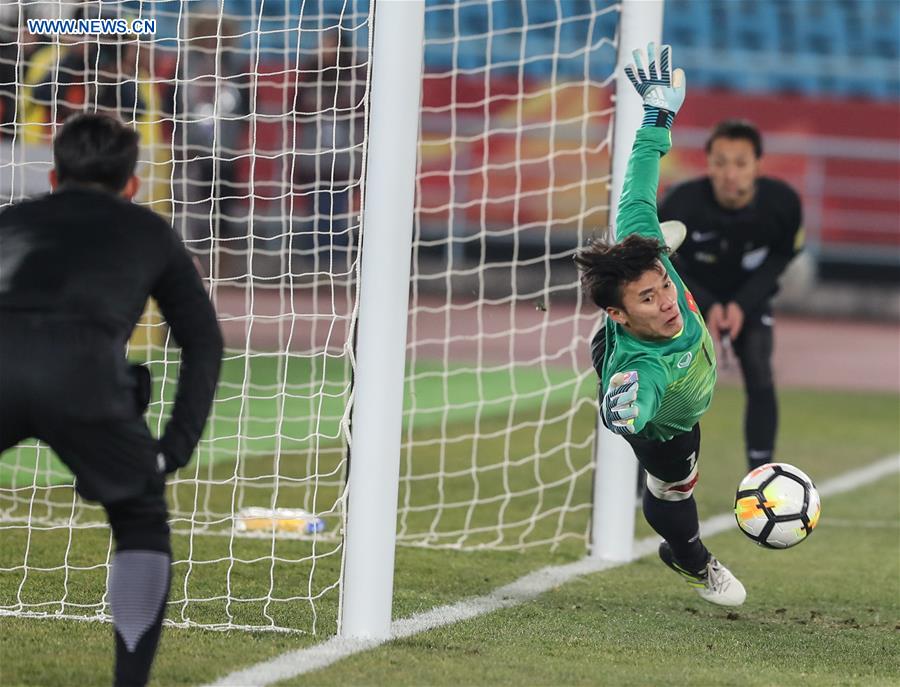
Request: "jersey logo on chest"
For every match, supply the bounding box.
[677,351,693,368]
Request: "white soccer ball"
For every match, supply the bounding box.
[734,462,821,549]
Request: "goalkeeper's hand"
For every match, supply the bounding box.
[601,371,640,435]
[624,42,686,129]
[157,440,188,474]
[157,449,180,475]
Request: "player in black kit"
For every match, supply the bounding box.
[0,114,223,686]
[658,119,803,472]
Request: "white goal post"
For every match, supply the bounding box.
[591,0,664,562]
[0,0,664,639]
[341,0,426,640]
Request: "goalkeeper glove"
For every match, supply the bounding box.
[157,447,180,474]
[157,437,189,474]
[601,371,640,435]
[624,43,686,129]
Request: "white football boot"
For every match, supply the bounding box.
[659,542,747,607]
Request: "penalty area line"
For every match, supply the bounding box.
[206,453,899,687]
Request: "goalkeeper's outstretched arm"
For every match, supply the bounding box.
[615,43,686,244]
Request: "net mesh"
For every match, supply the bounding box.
[0,0,619,633]
[398,0,617,549]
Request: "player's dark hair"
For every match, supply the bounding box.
[574,234,668,310]
[705,119,763,158]
[53,113,140,192]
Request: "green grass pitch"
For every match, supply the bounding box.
[1,357,897,685]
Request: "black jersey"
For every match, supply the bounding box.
[658,176,803,315]
[0,187,223,469]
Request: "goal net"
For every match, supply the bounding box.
[399,1,618,551]
[0,0,620,634]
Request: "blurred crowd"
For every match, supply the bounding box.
[0,1,367,270]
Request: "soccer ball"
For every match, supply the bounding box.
[734,463,821,549]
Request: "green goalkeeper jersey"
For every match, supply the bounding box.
[597,126,717,441]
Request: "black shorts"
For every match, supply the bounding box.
[15,416,162,503]
[624,424,700,482]
[0,321,161,504]
[625,425,701,500]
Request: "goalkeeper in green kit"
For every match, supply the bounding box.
[576,43,746,606]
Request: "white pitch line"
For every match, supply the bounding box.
[207,454,899,687]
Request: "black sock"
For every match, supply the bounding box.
[110,550,171,687]
[746,385,777,470]
[643,491,709,573]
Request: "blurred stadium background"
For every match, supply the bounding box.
[2,0,898,296]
